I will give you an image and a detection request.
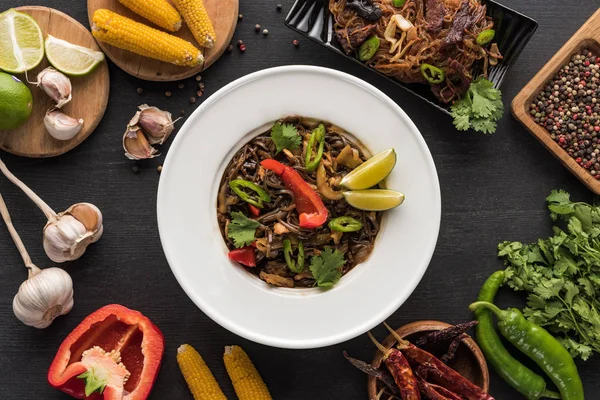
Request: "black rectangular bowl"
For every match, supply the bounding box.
[284,0,538,115]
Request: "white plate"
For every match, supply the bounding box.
[157,66,441,349]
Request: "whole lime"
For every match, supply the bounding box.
[0,72,33,130]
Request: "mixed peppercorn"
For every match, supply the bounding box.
[531,49,600,179]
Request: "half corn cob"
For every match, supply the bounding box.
[118,0,182,32]
[224,346,272,400]
[171,0,216,48]
[177,344,227,400]
[92,9,203,67]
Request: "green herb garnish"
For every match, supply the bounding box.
[500,190,600,360]
[270,122,301,154]
[227,211,260,248]
[451,77,504,134]
[309,247,345,287]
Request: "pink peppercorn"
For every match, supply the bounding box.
[239,44,246,52]
[576,157,582,163]
[595,126,600,132]
[596,175,600,180]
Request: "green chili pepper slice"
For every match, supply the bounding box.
[328,216,363,232]
[305,124,326,172]
[229,179,271,208]
[358,36,380,61]
[476,29,495,46]
[283,239,305,273]
[420,63,445,84]
[392,0,406,6]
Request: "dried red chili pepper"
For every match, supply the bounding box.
[48,304,164,400]
[415,321,477,347]
[368,332,421,400]
[382,323,494,400]
[260,159,328,229]
[417,376,463,400]
[343,352,397,394]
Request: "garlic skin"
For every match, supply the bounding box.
[13,267,73,329]
[44,109,84,141]
[123,126,160,160]
[135,104,177,145]
[37,67,72,108]
[43,203,104,263]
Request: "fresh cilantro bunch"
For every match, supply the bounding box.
[270,123,301,154]
[451,77,504,134]
[227,212,260,248]
[499,190,600,360]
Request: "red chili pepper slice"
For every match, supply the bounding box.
[248,204,261,217]
[260,159,328,229]
[48,304,164,400]
[228,246,257,267]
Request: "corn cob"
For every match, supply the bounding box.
[118,0,182,32]
[92,9,203,67]
[223,346,272,400]
[171,0,216,48]
[177,344,227,400]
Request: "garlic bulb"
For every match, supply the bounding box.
[43,203,103,263]
[133,104,178,145]
[37,67,72,108]
[0,157,103,264]
[0,191,74,329]
[13,267,74,328]
[123,126,159,160]
[44,109,84,141]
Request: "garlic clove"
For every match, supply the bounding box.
[43,203,104,263]
[123,126,159,160]
[13,267,73,329]
[137,104,177,145]
[37,67,72,108]
[44,109,84,141]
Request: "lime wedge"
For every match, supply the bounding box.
[0,9,44,73]
[340,148,396,190]
[45,35,104,76]
[343,189,405,211]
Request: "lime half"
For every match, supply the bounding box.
[340,148,396,190]
[45,35,105,76]
[0,9,44,73]
[343,189,405,211]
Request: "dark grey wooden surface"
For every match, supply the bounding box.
[0,1,599,399]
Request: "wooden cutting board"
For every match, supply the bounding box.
[0,6,110,158]
[87,0,238,81]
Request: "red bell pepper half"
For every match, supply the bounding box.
[48,304,164,400]
[228,246,257,267]
[260,159,328,228]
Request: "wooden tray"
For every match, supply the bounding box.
[0,6,110,158]
[87,0,238,82]
[512,8,600,194]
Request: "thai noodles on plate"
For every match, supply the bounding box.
[330,0,502,104]
[217,116,386,289]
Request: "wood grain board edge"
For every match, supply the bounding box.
[511,8,600,195]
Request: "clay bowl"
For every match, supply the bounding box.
[368,320,489,399]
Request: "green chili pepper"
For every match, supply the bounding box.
[470,301,583,400]
[304,124,326,172]
[476,29,495,46]
[392,0,406,7]
[420,63,445,84]
[229,179,271,208]
[283,239,304,273]
[358,36,380,61]
[473,272,561,400]
[328,216,363,232]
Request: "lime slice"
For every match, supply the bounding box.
[0,9,44,73]
[45,35,105,76]
[340,148,396,190]
[343,189,405,211]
